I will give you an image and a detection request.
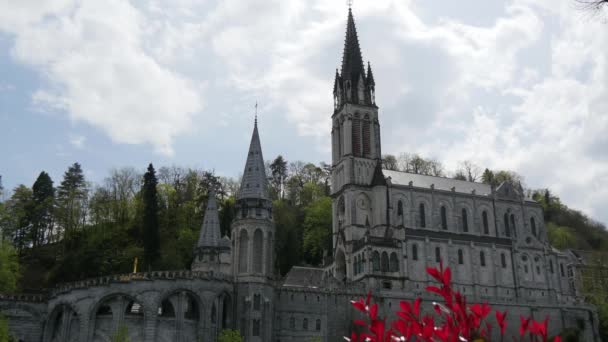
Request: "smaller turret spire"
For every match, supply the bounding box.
[196,189,221,247]
[367,61,375,86]
[238,117,269,200]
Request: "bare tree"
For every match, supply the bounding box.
[382,154,399,171]
[456,160,482,182]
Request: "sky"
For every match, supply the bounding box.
[0,0,607,224]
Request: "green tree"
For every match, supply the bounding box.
[0,313,16,342]
[218,329,243,342]
[0,242,20,292]
[547,222,576,250]
[112,324,130,342]
[4,185,33,251]
[56,163,88,235]
[142,164,160,270]
[30,171,55,246]
[270,155,288,200]
[481,168,494,185]
[302,196,332,265]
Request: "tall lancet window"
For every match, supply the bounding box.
[362,115,371,157]
[239,230,249,273]
[352,114,361,156]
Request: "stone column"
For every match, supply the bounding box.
[143,301,158,342]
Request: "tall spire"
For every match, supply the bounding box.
[341,8,365,82]
[196,189,221,247]
[238,118,269,200]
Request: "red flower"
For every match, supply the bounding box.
[495,310,507,336]
[520,315,531,337]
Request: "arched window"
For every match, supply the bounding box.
[239,230,249,273]
[316,319,321,331]
[372,251,380,272]
[462,208,468,232]
[253,319,260,336]
[397,200,404,225]
[441,206,448,230]
[510,214,516,237]
[253,229,263,273]
[362,116,371,157]
[504,213,511,237]
[560,263,565,277]
[480,251,486,267]
[482,211,489,234]
[253,294,261,311]
[530,217,537,237]
[352,115,361,156]
[419,203,426,228]
[458,249,464,265]
[435,247,441,263]
[412,244,418,261]
[501,253,507,268]
[381,252,389,272]
[390,252,399,272]
[303,318,308,330]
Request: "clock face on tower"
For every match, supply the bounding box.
[357,197,367,210]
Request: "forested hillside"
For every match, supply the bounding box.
[0,153,606,293]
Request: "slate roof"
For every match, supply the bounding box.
[238,119,269,200]
[196,190,222,247]
[383,169,493,196]
[340,8,365,82]
[282,266,326,288]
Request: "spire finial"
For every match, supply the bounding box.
[347,0,353,8]
[254,101,258,125]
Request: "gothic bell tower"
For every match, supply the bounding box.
[330,8,387,281]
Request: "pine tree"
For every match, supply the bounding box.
[270,155,288,200]
[57,163,88,236]
[142,163,160,270]
[31,172,55,246]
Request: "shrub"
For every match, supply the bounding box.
[347,262,562,342]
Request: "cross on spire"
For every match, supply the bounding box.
[254,101,258,125]
[347,0,353,8]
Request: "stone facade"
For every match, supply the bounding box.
[0,8,601,342]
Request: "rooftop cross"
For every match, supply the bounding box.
[347,0,353,8]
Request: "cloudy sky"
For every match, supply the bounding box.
[0,0,607,224]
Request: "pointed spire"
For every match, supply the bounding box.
[238,118,269,200]
[341,8,365,82]
[367,61,375,86]
[196,189,221,247]
[333,69,340,93]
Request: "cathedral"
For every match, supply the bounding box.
[0,8,601,342]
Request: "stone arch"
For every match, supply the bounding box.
[372,250,380,272]
[477,204,494,236]
[335,249,346,281]
[238,229,249,273]
[89,293,145,342]
[155,289,204,342]
[457,202,473,233]
[437,199,453,231]
[45,302,80,342]
[381,251,389,272]
[392,194,409,226]
[389,252,399,272]
[415,196,431,228]
[253,229,264,273]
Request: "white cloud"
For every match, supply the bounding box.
[1,0,607,224]
[0,0,203,155]
[69,134,86,149]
